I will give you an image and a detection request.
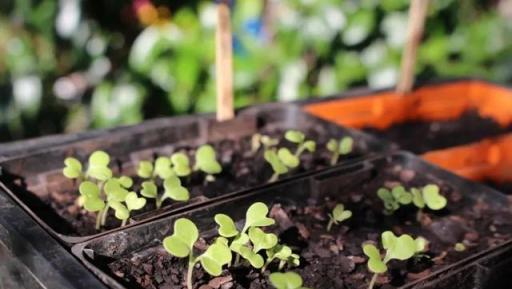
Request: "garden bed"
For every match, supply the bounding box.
[72,153,512,289]
[0,104,386,244]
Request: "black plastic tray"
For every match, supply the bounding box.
[71,152,512,289]
[0,187,106,289]
[0,103,389,245]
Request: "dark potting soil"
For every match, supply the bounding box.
[106,164,512,289]
[364,110,512,154]
[41,127,361,236]
[483,180,512,196]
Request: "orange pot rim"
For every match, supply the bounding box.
[304,79,512,130]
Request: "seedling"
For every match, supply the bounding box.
[140,176,190,209]
[377,184,447,216]
[363,231,427,289]
[63,150,113,181]
[326,136,354,165]
[214,202,300,272]
[264,245,300,272]
[251,133,279,154]
[65,151,147,229]
[163,218,232,289]
[269,272,311,289]
[263,130,316,183]
[137,156,191,209]
[454,242,466,252]
[326,203,352,232]
[215,202,275,268]
[194,144,222,181]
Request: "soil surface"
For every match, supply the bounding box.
[364,110,512,154]
[28,126,364,236]
[106,163,512,289]
[483,181,512,196]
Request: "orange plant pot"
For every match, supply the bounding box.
[422,133,512,184]
[305,80,512,130]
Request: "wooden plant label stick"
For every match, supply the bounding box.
[396,0,430,94]
[216,1,234,121]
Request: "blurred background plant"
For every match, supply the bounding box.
[0,0,511,142]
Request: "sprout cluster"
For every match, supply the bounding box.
[64,151,147,229]
[253,131,355,183]
[163,202,301,289]
[377,184,447,215]
[363,231,427,289]
[63,145,223,230]
[256,130,316,183]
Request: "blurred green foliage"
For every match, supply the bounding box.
[0,0,511,142]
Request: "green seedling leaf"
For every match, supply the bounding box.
[214,214,239,237]
[377,188,399,212]
[199,241,232,276]
[363,244,387,274]
[326,139,338,152]
[411,188,425,208]
[248,227,278,253]
[238,245,264,268]
[392,186,412,205]
[454,242,466,252]
[137,161,154,178]
[244,202,275,231]
[332,204,352,222]
[261,135,279,148]
[303,140,316,152]
[163,176,190,201]
[384,232,417,261]
[154,157,174,179]
[285,130,305,144]
[264,150,289,175]
[267,245,292,262]
[125,192,147,211]
[89,151,110,167]
[415,237,428,252]
[163,218,199,258]
[277,148,300,168]
[230,233,250,252]
[79,181,100,199]
[63,157,82,179]
[171,153,192,177]
[87,151,112,181]
[118,176,133,188]
[110,201,129,220]
[105,179,129,202]
[83,196,105,212]
[339,137,354,155]
[140,181,158,198]
[422,184,447,210]
[195,145,222,175]
[269,272,308,289]
[381,231,397,250]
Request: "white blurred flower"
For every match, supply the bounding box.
[382,12,408,49]
[278,60,307,101]
[368,66,398,89]
[56,0,81,38]
[13,75,42,113]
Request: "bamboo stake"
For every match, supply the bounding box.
[396,0,430,94]
[216,1,234,121]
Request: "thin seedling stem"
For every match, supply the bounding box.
[368,273,379,289]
